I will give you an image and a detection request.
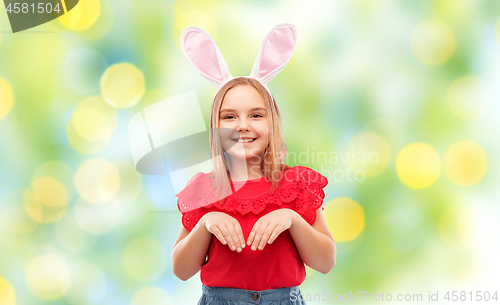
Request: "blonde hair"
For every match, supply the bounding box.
[208,77,289,201]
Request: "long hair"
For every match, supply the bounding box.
[207,77,289,201]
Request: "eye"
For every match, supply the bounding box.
[221,113,263,120]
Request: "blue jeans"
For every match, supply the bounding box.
[197,284,307,305]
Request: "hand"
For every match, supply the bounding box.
[201,211,246,252]
[246,209,297,251]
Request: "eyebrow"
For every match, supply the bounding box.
[220,107,267,113]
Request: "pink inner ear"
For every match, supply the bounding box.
[259,26,296,79]
[183,30,222,81]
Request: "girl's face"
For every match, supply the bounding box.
[218,85,269,161]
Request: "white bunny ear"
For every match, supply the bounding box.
[250,24,297,86]
[180,26,232,89]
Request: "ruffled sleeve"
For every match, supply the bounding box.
[286,166,328,225]
[175,172,222,231]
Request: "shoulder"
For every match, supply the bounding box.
[175,171,217,214]
[175,171,214,199]
[279,165,329,225]
[175,171,216,231]
[281,165,328,187]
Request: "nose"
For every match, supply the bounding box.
[236,118,250,132]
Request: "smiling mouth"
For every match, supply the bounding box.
[232,138,257,143]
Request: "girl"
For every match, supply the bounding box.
[172,24,336,305]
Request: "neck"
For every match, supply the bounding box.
[227,156,264,182]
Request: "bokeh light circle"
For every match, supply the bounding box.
[66,119,109,155]
[100,63,146,108]
[0,277,16,305]
[323,197,365,242]
[0,77,14,120]
[25,254,71,301]
[444,141,488,186]
[344,132,391,178]
[75,158,120,204]
[31,177,68,207]
[411,21,456,66]
[447,76,491,120]
[73,108,114,142]
[22,176,69,224]
[396,143,441,189]
[33,161,76,197]
[123,237,168,281]
[173,10,217,49]
[172,0,217,49]
[72,0,114,40]
[74,197,121,235]
[24,186,68,224]
[66,96,118,154]
[58,0,101,31]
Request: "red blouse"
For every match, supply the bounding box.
[175,165,328,291]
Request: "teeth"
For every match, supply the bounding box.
[236,138,255,143]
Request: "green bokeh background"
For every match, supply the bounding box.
[1,0,500,304]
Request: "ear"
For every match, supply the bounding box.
[180,26,232,89]
[250,24,297,86]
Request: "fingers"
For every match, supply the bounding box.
[250,220,271,251]
[257,223,280,251]
[232,222,246,250]
[267,226,282,245]
[222,223,241,252]
[246,219,261,248]
[205,213,245,252]
[211,227,227,245]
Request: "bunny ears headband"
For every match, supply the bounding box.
[180,23,297,97]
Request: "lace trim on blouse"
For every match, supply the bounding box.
[176,166,328,231]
